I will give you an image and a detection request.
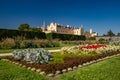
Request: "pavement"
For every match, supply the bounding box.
[0,49,60,56]
[48,49,60,53]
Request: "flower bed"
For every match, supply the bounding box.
[80,44,107,50]
[4,44,120,76]
[61,44,120,54]
[5,51,120,74]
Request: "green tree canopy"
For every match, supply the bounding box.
[106,30,115,36]
[117,33,120,36]
[18,23,30,31]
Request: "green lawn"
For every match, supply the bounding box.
[1,55,120,80]
[58,55,120,80]
[0,59,51,80]
[0,49,14,53]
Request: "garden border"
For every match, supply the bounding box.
[1,53,120,78]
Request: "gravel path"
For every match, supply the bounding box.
[0,49,60,56]
[0,53,12,56]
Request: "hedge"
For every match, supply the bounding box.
[46,33,86,40]
[0,29,46,40]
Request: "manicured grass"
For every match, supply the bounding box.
[0,59,51,80]
[58,55,120,80]
[0,49,14,53]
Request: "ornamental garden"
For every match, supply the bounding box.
[2,42,120,77]
[0,28,120,79]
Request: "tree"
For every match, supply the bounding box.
[106,30,115,36]
[103,34,106,36]
[117,33,120,36]
[18,23,30,31]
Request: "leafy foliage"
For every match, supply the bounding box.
[0,29,46,40]
[12,48,53,64]
[106,30,115,36]
[117,32,120,36]
[46,33,86,40]
[18,23,30,31]
[1,38,16,49]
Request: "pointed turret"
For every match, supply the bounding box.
[41,21,46,32]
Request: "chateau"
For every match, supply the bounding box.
[41,22,98,38]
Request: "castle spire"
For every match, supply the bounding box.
[43,21,45,27]
[41,21,46,32]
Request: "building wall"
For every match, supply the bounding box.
[47,23,83,35]
[47,23,57,32]
[44,22,98,37]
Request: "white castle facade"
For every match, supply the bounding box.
[41,22,98,38]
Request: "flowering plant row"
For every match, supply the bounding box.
[80,44,107,50]
[61,44,120,54]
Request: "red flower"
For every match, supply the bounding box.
[80,44,107,50]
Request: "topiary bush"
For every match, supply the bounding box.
[12,48,53,64]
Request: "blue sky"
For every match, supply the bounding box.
[0,0,120,35]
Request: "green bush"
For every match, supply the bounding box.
[52,40,60,47]
[0,29,46,40]
[20,42,26,49]
[1,38,16,49]
[46,33,86,40]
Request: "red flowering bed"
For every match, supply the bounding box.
[80,44,107,50]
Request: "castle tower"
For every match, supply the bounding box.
[90,29,92,34]
[80,24,84,35]
[41,21,46,32]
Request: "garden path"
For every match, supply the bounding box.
[0,49,60,56]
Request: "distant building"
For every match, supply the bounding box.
[84,29,98,38]
[41,22,98,37]
[89,29,98,37]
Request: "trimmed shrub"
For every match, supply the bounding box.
[0,29,46,40]
[46,33,86,40]
[1,38,16,49]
